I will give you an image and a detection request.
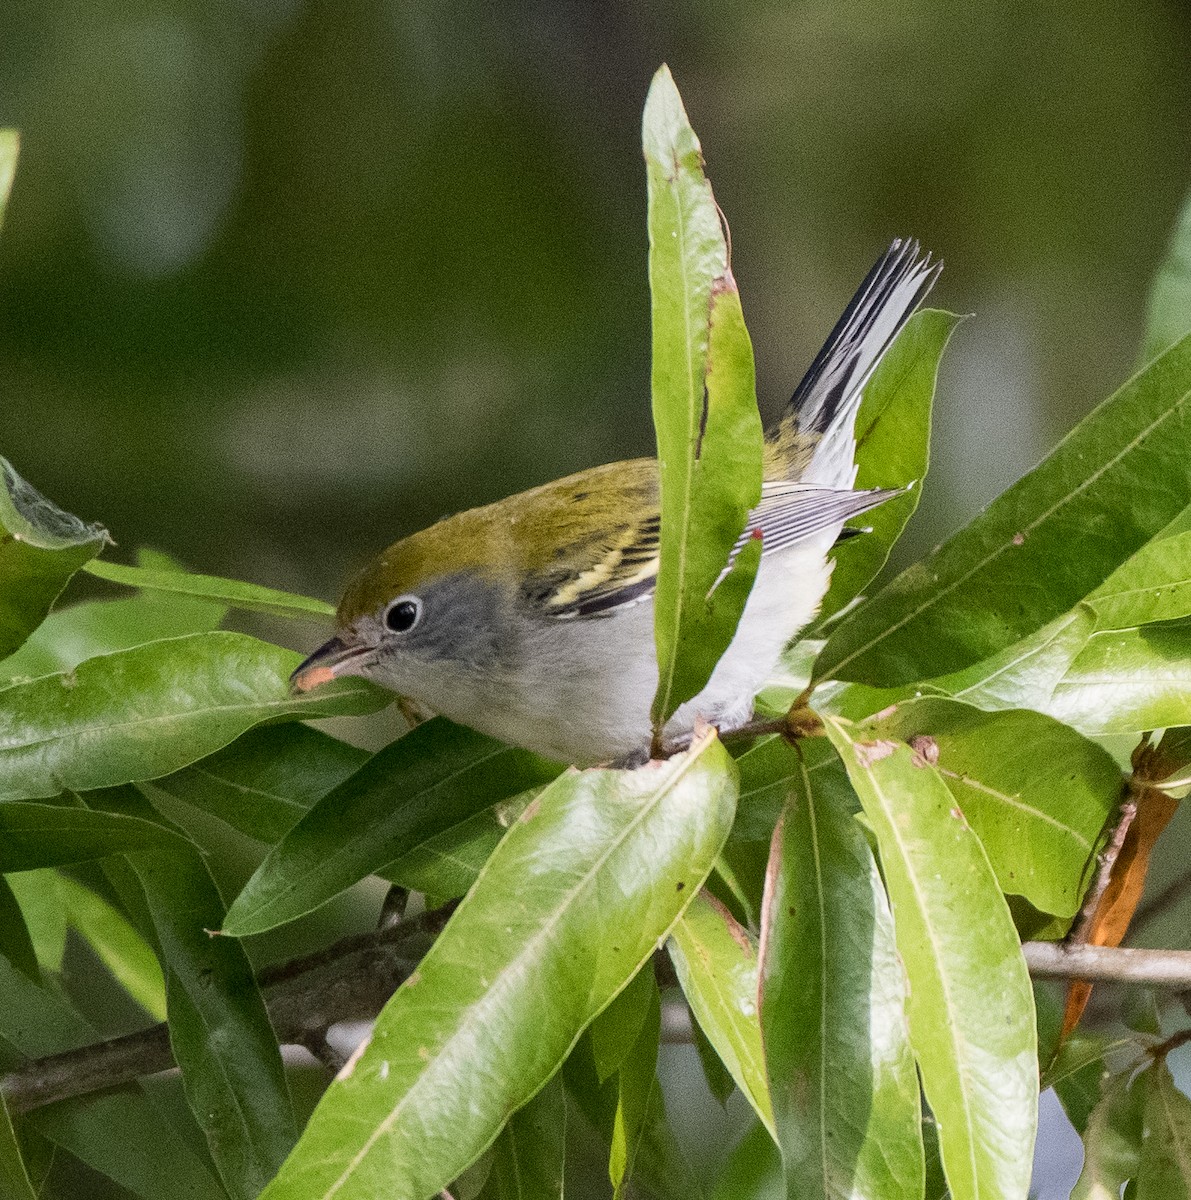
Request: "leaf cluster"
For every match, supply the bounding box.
[2,70,1191,1200]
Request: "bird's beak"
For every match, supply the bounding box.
[290,636,374,693]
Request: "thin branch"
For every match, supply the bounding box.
[1067,796,1136,947]
[0,902,456,1116]
[1024,941,1191,988]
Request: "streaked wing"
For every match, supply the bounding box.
[536,482,898,619]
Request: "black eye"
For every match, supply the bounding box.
[384,596,422,634]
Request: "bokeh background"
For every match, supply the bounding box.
[3,3,1191,1197]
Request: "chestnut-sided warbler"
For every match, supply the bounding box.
[293,239,940,765]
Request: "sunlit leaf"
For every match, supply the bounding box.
[817,328,1191,685]
[669,890,774,1139]
[0,631,388,800]
[824,716,1037,1200]
[85,556,335,618]
[871,698,1121,917]
[0,455,108,661]
[816,309,961,624]
[222,719,561,936]
[258,730,737,1200]
[644,64,764,729]
[0,876,38,983]
[56,872,167,1021]
[759,749,922,1199]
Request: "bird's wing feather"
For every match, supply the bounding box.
[533,481,898,619]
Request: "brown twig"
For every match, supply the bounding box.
[0,902,457,1116]
[1067,797,1137,948]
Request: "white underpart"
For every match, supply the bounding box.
[475,531,836,765]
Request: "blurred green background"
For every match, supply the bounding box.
[2,7,1191,1195]
[3,0,1189,630]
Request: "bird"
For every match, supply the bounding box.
[292,238,941,766]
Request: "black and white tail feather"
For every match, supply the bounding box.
[735,238,941,560]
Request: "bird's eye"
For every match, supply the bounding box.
[384,596,423,634]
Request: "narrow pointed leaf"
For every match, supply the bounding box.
[84,557,334,618]
[818,329,1191,685]
[0,631,388,800]
[0,456,108,661]
[1137,1060,1191,1197]
[258,730,737,1200]
[824,716,1037,1200]
[816,309,962,624]
[591,963,656,1085]
[645,65,764,727]
[1143,185,1191,363]
[0,953,224,1200]
[669,890,775,1139]
[609,973,662,1198]
[871,698,1121,917]
[489,1073,566,1199]
[56,873,167,1020]
[759,751,922,1199]
[223,718,561,936]
[1072,1068,1144,1200]
[0,797,295,1198]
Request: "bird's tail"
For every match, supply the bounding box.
[766,238,941,487]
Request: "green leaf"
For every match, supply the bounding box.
[608,976,663,1200]
[1137,1060,1191,1197]
[84,557,335,618]
[1143,185,1191,363]
[383,788,538,900]
[0,631,388,800]
[0,796,294,1199]
[711,1122,784,1200]
[0,1090,37,1200]
[150,723,370,844]
[56,872,167,1021]
[0,876,39,984]
[0,953,225,1200]
[0,129,17,232]
[759,749,922,1199]
[5,870,67,976]
[816,309,962,625]
[590,962,656,1085]
[1072,1067,1143,1200]
[258,729,738,1200]
[0,456,108,661]
[817,328,1191,686]
[488,1073,566,1199]
[222,718,561,936]
[668,890,775,1139]
[870,698,1120,917]
[823,716,1038,1200]
[644,64,765,728]
[0,550,227,684]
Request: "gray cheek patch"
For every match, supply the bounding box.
[393,572,511,674]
